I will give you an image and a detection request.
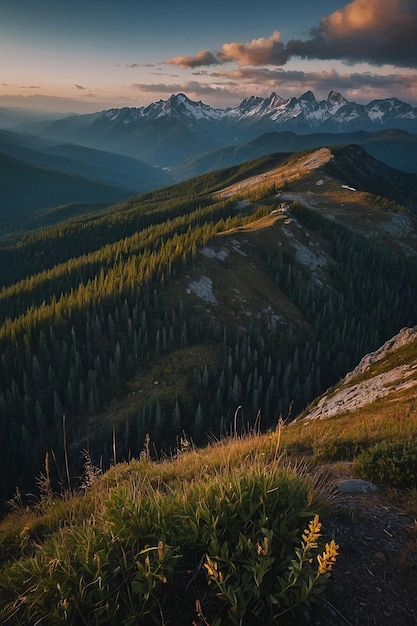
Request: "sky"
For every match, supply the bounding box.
[1,0,417,114]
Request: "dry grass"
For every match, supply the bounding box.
[283,396,417,462]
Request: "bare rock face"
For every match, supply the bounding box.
[301,326,417,420]
[344,326,417,383]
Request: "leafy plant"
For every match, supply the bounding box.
[0,449,337,625]
[353,440,417,488]
[313,437,367,463]
[203,514,338,625]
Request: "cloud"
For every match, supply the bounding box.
[218,31,287,66]
[74,84,86,90]
[208,66,417,103]
[168,32,287,68]
[149,71,180,78]
[166,0,417,70]
[167,50,222,69]
[212,66,417,89]
[114,63,157,68]
[130,81,243,102]
[0,92,152,114]
[288,0,417,67]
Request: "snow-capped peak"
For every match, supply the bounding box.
[327,91,348,112]
[96,91,417,134]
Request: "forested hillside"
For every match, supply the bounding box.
[1,146,417,504]
[0,153,133,224]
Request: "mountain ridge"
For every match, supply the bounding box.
[0,152,134,223]
[94,90,417,132]
[23,91,417,167]
[173,128,417,179]
[0,129,172,226]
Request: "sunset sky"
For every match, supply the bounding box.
[1,0,416,114]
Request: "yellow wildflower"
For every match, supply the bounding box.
[302,514,322,550]
[317,540,339,574]
[204,556,218,579]
[256,536,270,556]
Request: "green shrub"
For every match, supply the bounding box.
[0,463,337,625]
[353,440,417,488]
[313,438,367,463]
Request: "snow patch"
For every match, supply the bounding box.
[260,305,282,331]
[200,246,229,261]
[187,276,217,303]
[229,239,248,256]
[200,240,247,261]
[283,228,327,284]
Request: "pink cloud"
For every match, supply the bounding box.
[288,0,417,67]
[218,31,287,66]
[166,0,417,70]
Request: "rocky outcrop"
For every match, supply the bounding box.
[302,327,417,420]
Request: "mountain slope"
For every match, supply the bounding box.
[35,103,223,166]
[0,153,134,223]
[300,326,417,421]
[0,129,170,193]
[0,145,417,506]
[174,128,417,179]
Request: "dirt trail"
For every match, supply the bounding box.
[312,463,417,625]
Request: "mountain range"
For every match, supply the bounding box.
[24,91,417,167]
[1,89,417,623]
[1,90,417,227]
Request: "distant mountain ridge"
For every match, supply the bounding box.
[29,91,417,167]
[173,128,417,179]
[98,90,417,134]
[0,129,172,226]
